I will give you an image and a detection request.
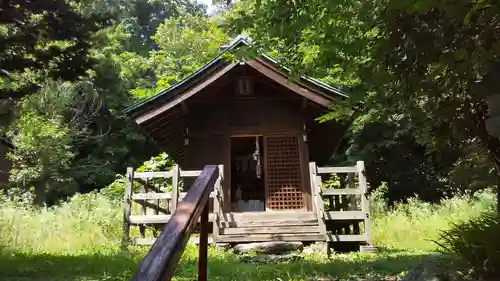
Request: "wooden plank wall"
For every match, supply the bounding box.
[185,79,313,212]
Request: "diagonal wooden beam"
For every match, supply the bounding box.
[135,63,238,125]
[246,59,332,108]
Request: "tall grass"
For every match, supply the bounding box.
[0,188,495,254]
[0,188,496,281]
[370,189,496,251]
[0,191,122,254]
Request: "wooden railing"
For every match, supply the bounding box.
[309,161,372,245]
[123,164,224,245]
[129,165,219,281]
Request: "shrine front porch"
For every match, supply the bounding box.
[123,161,372,247]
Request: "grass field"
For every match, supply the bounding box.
[0,189,496,281]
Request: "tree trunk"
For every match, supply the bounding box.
[494,160,500,213]
[34,180,46,206]
[474,100,500,212]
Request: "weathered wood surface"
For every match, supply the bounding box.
[198,204,209,281]
[129,213,215,224]
[246,59,331,107]
[129,165,218,281]
[132,237,215,246]
[125,161,372,248]
[171,165,180,213]
[180,170,202,177]
[134,171,173,179]
[135,62,238,124]
[309,162,327,237]
[325,233,367,242]
[220,219,317,228]
[225,211,317,221]
[357,161,372,244]
[323,211,365,220]
[317,166,357,174]
[123,167,134,245]
[220,225,321,235]
[133,233,367,244]
[131,191,215,200]
[139,186,147,238]
[322,188,362,196]
[214,233,325,243]
[212,165,224,240]
[310,161,372,246]
[134,177,163,193]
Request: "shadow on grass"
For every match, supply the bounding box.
[0,246,456,281]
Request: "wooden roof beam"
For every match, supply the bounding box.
[245,59,332,108]
[135,63,238,125]
[181,102,189,114]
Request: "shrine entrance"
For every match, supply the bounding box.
[229,134,306,212]
[230,136,265,212]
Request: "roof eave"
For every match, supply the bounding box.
[123,36,350,119]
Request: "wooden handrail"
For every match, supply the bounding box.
[129,165,219,281]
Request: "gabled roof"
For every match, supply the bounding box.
[124,36,349,121]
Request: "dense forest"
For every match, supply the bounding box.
[1,0,499,207]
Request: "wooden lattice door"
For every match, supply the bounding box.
[264,135,305,210]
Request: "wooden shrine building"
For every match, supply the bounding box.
[123,37,373,249]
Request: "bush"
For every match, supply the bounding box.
[437,210,500,279]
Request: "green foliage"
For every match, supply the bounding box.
[136,152,174,172]
[5,81,79,203]
[0,0,215,204]
[144,14,229,96]
[0,0,106,100]
[101,152,175,201]
[437,210,500,279]
[224,0,500,204]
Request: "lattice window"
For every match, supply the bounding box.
[265,136,304,210]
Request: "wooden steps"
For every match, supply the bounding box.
[216,211,322,243]
[128,210,370,245]
[215,233,324,243]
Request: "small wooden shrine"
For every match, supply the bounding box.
[123,36,372,248]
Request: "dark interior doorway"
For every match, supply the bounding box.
[230,136,265,212]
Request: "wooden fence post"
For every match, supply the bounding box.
[357,161,371,244]
[212,164,223,242]
[171,165,180,213]
[123,167,134,246]
[310,162,327,238]
[315,174,326,237]
[198,204,209,281]
[308,162,317,213]
[139,184,146,238]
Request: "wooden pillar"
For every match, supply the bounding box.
[171,165,180,212]
[308,162,317,213]
[149,178,160,237]
[198,204,209,281]
[309,162,327,238]
[212,164,224,242]
[348,173,360,234]
[123,167,134,246]
[357,161,371,244]
[139,185,146,238]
